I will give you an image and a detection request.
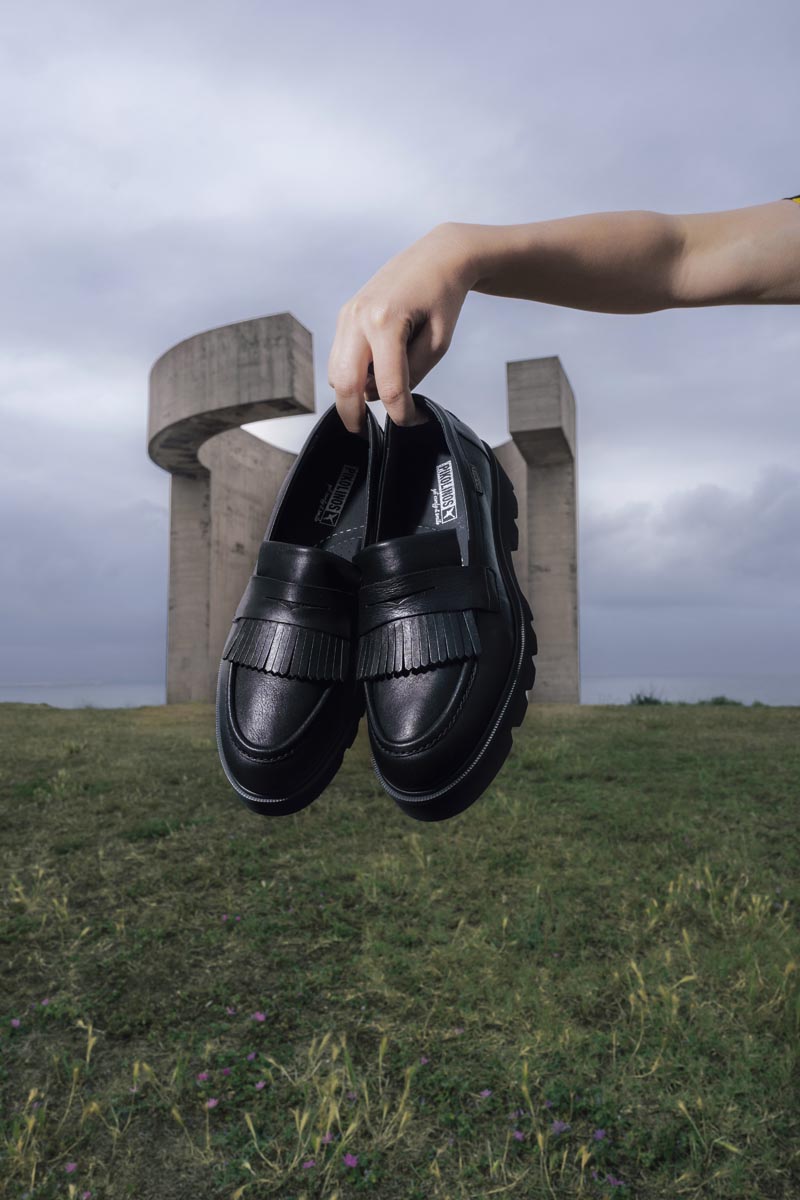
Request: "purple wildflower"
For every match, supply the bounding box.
[206,1098,219,1109]
[255,1081,266,1091]
[479,1088,492,1098]
[226,1006,236,1015]
[252,1011,266,1022]
[246,1052,256,1061]
[196,1071,209,1082]
[550,1120,571,1135]
[593,1128,606,1140]
[606,1174,625,1187]
[343,1152,358,1167]
[302,1159,315,1168]
[321,1131,333,1144]
[10,1018,20,1028]
[221,914,229,922]
[420,1055,429,1065]
[346,1089,358,1100]
[513,1130,525,1141]
[65,1162,77,1173]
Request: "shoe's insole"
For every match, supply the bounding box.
[379,419,469,543]
[270,422,370,562]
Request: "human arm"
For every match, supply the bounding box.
[328,199,800,432]
[462,199,800,312]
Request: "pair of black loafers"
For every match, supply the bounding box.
[215,393,537,823]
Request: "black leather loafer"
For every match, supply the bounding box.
[353,393,536,822]
[216,403,382,816]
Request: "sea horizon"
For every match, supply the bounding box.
[1,673,799,709]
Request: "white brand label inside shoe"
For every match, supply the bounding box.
[315,463,359,527]
[433,459,458,524]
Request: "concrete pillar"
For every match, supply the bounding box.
[201,430,296,700]
[148,313,312,703]
[166,472,211,702]
[493,355,580,704]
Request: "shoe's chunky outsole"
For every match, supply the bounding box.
[215,682,366,818]
[369,447,536,822]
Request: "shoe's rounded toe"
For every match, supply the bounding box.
[216,659,363,815]
[366,654,501,800]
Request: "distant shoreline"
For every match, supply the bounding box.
[1,674,799,708]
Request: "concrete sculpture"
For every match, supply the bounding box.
[148,312,579,704]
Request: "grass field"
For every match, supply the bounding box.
[1,700,798,1200]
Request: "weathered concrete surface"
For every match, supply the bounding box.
[503,356,580,703]
[201,430,295,701]
[164,471,211,703]
[148,311,314,477]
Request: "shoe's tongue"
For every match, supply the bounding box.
[354,528,462,583]
[255,540,361,591]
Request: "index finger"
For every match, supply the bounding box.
[327,324,372,434]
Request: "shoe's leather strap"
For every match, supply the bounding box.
[234,573,355,639]
[356,562,499,680]
[223,543,359,682]
[358,563,497,633]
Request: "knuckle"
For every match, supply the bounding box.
[336,297,360,327]
[379,383,406,405]
[368,303,397,330]
[330,372,361,396]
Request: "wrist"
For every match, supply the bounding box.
[435,221,532,294]
[430,221,494,292]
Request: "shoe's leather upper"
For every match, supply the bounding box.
[355,394,519,795]
[217,403,382,802]
[225,541,359,682]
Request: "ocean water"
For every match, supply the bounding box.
[582,674,800,706]
[1,675,798,709]
[0,682,167,708]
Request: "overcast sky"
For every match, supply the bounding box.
[1,0,798,693]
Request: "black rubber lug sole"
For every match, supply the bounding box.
[376,451,537,823]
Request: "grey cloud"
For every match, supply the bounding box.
[0,414,168,684]
[579,466,800,675]
[582,464,800,606]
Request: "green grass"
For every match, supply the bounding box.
[1,700,799,1199]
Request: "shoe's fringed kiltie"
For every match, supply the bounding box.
[223,555,358,683]
[355,609,481,680]
[223,617,349,682]
[355,561,498,681]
